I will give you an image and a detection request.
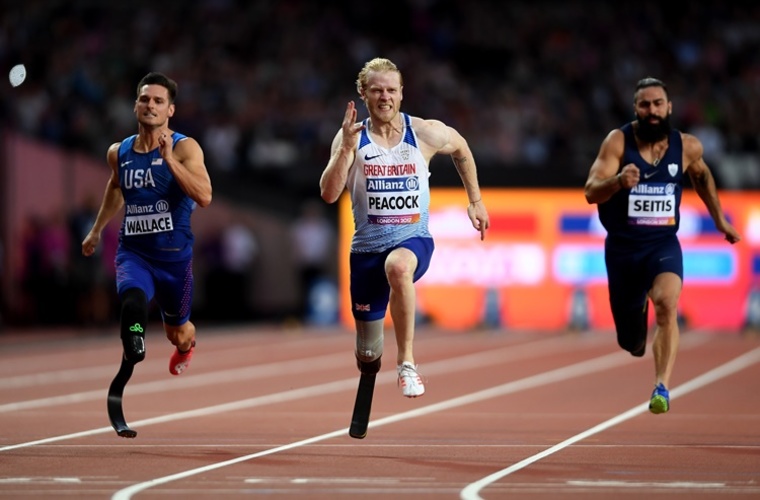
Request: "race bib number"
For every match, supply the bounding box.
[366,175,421,225]
[627,183,676,226]
[124,213,174,235]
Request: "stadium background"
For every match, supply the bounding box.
[1,0,758,331]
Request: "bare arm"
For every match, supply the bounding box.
[584,129,643,204]
[82,143,125,257]
[683,134,741,244]
[320,101,363,204]
[159,134,212,207]
[415,118,490,240]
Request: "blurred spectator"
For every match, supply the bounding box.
[68,195,113,327]
[690,121,726,185]
[203,220,259,322]
[203,113,243,173]
[19,214,70,325]
[290,199,336,320]
[1,0,758,198]
[1,0,759,331]
[0,237,4,329]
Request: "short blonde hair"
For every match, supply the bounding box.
[355,57,403,94]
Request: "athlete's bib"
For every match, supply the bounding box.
[123,200,175,235]
[627,183,676,226]
[366,174,421,225]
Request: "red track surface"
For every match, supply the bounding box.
[1,325,759,499]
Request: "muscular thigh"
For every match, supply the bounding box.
[349,237,434,322]
[606,236,682,308]
[350,252,391,322]
[153,258,194,326]
[115,250,156,300]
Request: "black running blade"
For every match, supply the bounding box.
[349,373,376,439]
[107,356,137,438]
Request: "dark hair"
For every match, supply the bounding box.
[136,72,178,103]
[634,77,668,103]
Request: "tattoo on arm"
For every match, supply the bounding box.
[453,156,468,169]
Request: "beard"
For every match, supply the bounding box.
[635,113,671,143]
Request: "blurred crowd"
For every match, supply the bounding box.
[4,197,335,328]
[1,1,759,329]
[2,0,759,198]
[12,200,119,328]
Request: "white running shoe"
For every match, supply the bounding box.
[397,362,425,398]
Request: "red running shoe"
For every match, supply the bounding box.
[169,340,196,375]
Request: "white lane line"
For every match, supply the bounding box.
[0,335,708,453]
[0,328,346,377]
[0,332,353,389]
[0,366,117,389]
[459,345,760,500]
[0,335,594,451]
[0,334,599,413]
[566,480,725,488]
[246,477,411,484]
[0,378,356,452]
[0,477,82,484]
[110,348,642,500]
[0,352,345,413]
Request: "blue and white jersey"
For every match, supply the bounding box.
[346,113,432,253]
[117,133,196,261]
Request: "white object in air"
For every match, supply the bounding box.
[9,64,26,87]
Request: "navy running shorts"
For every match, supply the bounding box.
[115,249,194,326]
[349,236,434,321]
[604,234,683,350]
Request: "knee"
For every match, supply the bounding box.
[617,335,646,357]
[613,305,648,357]
[651,294,679,323]
[615,313,648,357]
[384,260,414,288]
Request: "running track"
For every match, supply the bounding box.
[1,325,759,499]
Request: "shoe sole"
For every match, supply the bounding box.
[171,363,189,375]
[399,381,425,398]
[401,385,425,398]
[170,353,192,375]
[649,395,669,414]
